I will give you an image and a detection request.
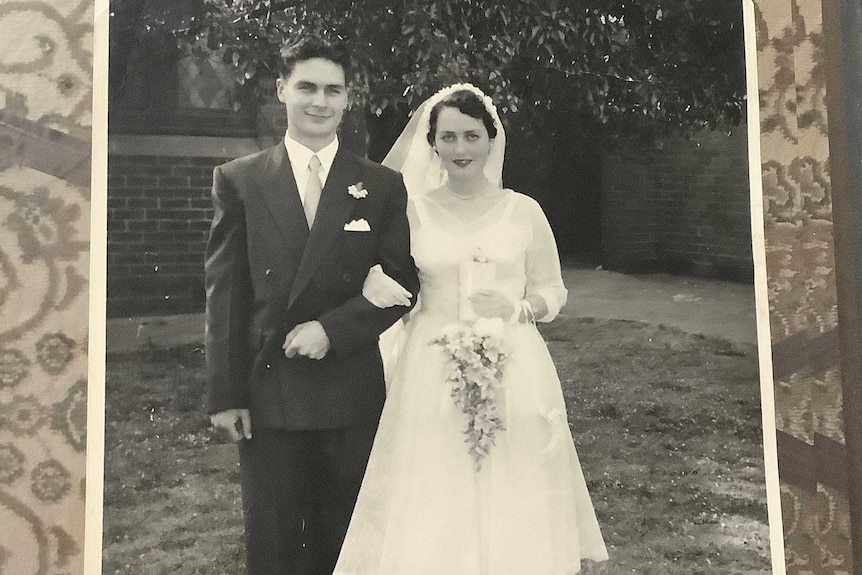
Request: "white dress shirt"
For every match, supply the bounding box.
[284,135,340,206]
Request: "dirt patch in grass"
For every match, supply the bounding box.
[102,317,770,575]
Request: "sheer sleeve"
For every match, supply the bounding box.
[522,195,568,322]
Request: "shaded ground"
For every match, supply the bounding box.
[102,317,770,575]
[105,267,758,354]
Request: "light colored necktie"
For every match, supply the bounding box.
[304,154,322,227]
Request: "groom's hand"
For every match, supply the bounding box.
[283,321,331,360]
[210,409,252,442]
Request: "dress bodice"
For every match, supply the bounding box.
[408,191,567,323]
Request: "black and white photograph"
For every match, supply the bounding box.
[101,2,776,573]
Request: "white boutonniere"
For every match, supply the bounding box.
[347,182,368,199]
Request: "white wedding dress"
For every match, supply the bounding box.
[334,190,608,575]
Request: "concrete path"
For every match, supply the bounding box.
[106,268,758,354]
[561,268,758,345]
[107,313,207,354]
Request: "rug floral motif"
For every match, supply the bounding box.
[754,0,853,571]
[0,1,93,574]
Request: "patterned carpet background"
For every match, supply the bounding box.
[0,0,859,573]
[754,0,856,572]
[0,1,93,574]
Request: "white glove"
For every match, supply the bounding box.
[469,289,518,321]
[363,264,413,308]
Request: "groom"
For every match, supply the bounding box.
[204,38,419,575]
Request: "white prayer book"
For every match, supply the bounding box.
[459,257,497,322]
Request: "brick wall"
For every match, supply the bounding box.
[107,155,222,317]
[107,128,753,317]
[600,125,753,281]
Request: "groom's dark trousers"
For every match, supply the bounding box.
[204,143,419,575]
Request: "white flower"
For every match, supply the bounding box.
[441,323,468,340]
[347,182,368,199]
[473,317,505,340]
[431,320,509,471]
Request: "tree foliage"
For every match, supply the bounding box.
[179,0,745,141]
[109,0,184,109]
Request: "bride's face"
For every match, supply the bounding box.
[433,107,494,181]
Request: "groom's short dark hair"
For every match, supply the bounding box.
[277,37,351,79]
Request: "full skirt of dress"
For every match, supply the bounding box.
[334,313,609,575]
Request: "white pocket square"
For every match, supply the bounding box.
[344,218,371,232]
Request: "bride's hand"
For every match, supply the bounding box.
[469,290,517,321]
[363,264,413,308]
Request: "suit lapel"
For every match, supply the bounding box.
[288,148,360,308]
[255,144,309,247]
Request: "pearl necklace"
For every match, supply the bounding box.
[447,182,488,200]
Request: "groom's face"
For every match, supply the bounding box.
[276,57,348,148]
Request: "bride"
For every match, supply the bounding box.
[334,84,609,574]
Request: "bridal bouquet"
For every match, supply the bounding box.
[431,317,509,470]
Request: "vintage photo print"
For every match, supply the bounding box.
[96,1,785,574]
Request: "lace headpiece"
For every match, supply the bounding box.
[382,83,506,197]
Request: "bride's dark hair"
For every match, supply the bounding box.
[427,90,498,146]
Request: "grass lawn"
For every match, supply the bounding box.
[102,317,771,575]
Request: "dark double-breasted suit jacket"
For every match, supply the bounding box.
[204,142,419,430]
